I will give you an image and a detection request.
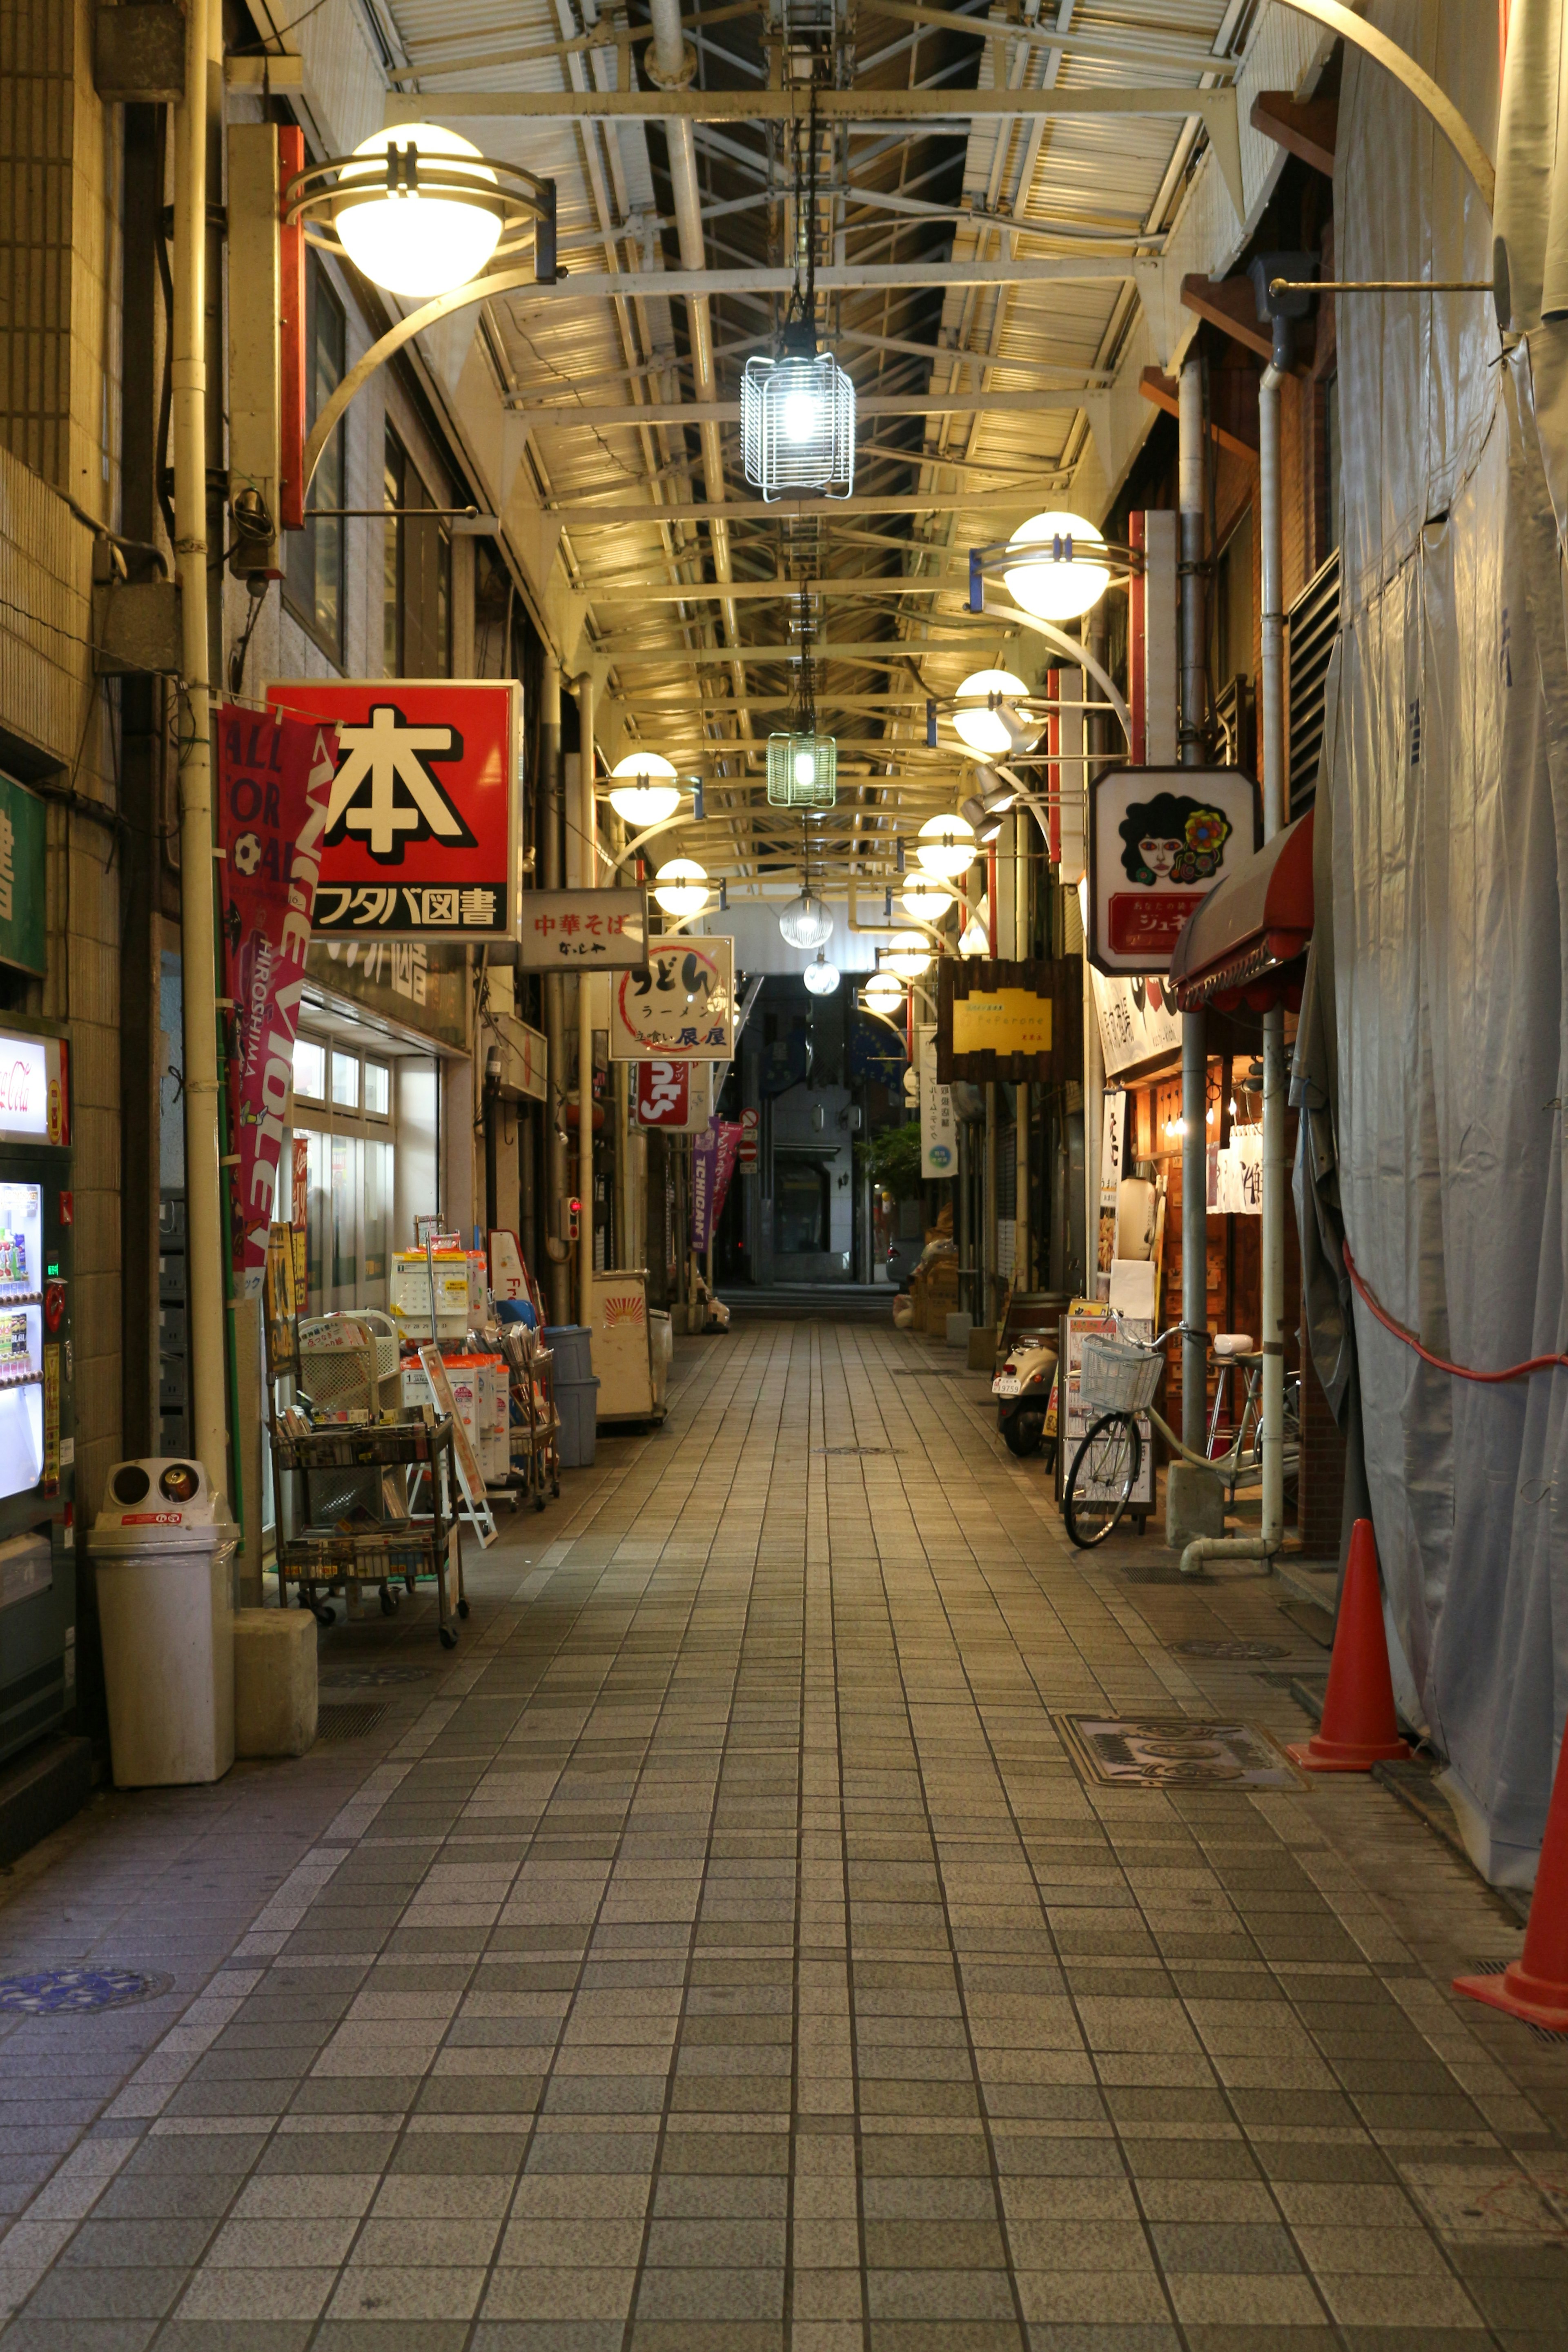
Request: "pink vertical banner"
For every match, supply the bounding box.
[691,1119,742,1250]
[216,704,334,1295]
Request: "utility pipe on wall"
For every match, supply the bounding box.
[1180,315,1290,1577]
[1013,815,1031,1292]
[541,659,570,1326]
[1178,354,1210,1456]
[576,673,597,1327]
[174,0,230,1499]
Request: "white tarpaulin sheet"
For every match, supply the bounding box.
[1333,9,1568,1884]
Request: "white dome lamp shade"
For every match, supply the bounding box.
[863,975,904,1015]
[953,669,1031,756]
[333,125,503,298]
[778,891,835,951]
[803,953,840,997]
[652,859,709,916]
[884,931,932,981]
[900,879,952,921]
[915,812,977,880]
[1003,510,1111,623]
[608,753,683,829]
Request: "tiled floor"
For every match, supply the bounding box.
[2,1318,1566,2351]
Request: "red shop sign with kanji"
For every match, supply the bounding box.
[265,679,520,940]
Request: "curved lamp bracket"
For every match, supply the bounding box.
[1275,0,1494,213]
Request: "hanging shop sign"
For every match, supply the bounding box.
[0,1029,68,1145]
[935,957,1081,1086]
[0,774,46,979]
[516,886,651,969]
[917,1025,956,1178]
[634,1059,715,1130]
[608,938,735,1061]
[1088,766,1260,976]
[265,679,520,940]
[691,1120,742,1251]
[1208,1124,1262,1216]
[738,1105,759,1174]
[216,703,331,1297]
[1091,967,1183,1078]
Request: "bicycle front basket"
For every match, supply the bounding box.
[1079,1336,1163,1414]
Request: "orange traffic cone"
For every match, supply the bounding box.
[1454,1728,1568,2033]
[1286,1519,1412,1772]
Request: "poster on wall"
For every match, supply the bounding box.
[0,773,46,979]
[917,1025,956,1178]
[216,703,332,1296]
[1088,767,1259,975]
[1091,967,1183,1077]
[608,939,735,1060]
[265,679,520,940]
[635,1059,715,1130]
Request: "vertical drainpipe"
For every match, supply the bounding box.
[542,659,570,1327]
[173,0,229,1498]
[1180,317,1289,1576]
[1013,815,1030,1293]
[1083,612,1107,1298]
[576,673,598,1332]
[1178,354,1209,1455]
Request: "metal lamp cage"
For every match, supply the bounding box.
[285,146,559,281]
[742,351,855,501]
[766,731,837,810]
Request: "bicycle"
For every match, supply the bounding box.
[1062,1319,1301,1549]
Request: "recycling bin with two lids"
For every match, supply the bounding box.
[90,1459,239,1786]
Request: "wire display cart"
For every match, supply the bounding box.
[501,1323,559,1511]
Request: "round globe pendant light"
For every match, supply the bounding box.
[803,953,840,996]
[1002,510,1110,622]
[884,931,932,980]
[778,891,835,951]
[900,879,952,922]
[915,812,977,880]
[953,669,1031,755]
[333,125,503,298]
[652,858,709,916]
[608,753,682,828]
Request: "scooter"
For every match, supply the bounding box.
[992,1331,1058,1461]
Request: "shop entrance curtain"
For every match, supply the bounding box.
[1332,8,1568,1883]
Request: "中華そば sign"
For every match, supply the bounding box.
[516,888,650,969]
[1089,767,1259,976]
[265,679,520,939]
[608,940,735,1061]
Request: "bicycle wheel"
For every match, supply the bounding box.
[1064,1412,1142,1548]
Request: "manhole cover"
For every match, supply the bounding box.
[1055,1714,1299,1789]
[318,1666,431,1690]
[1171,1639,1290,1661]
[814,1446,894,1457]
[0,1968,172,2015]
[315,1702,390,1744]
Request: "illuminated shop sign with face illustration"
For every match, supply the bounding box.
[1087,768,1260,976]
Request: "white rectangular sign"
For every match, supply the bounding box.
[1091,967,1183,1078]
[917,1025,956,1178]
[516,887,650,970]
[608,938,735,1062]
[1089,767,1260,977]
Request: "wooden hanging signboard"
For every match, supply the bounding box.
[935,957,1082,1086]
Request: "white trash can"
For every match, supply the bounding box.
[91,1459,239,1787]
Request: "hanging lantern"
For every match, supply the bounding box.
[742,323,855,502]
[1003,510,1111,621]
[779,891,835,951]
[766,731,837,810]
[803,953,840,996]
[608,752,682,828]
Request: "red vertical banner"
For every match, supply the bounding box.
[277,124,307,532]
[216,704,334,1295]
[1128,510,1147,767]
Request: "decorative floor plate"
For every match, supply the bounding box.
[0,1968,170,2015]
[315,1702,390,1743]
[813,1446,894,1457]
[1170,1639,1290,1661]
[1054,1714,1301,1788]
[318,1666,431,1689]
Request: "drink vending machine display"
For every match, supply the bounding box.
[0,1029,74,1767]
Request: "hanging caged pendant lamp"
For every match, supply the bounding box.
[766,730,837,810]
[743,322,855,502]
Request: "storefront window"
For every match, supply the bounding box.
[330,1134,359,1296]
[290,1026,438,1321]
[293,1038,326,1102]
[365,1139,392,1284]
[331,1050,359,1110]
[364,1060,390,1118]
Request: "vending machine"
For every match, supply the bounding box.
[0,1027,74,1766]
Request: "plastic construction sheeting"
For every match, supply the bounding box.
[1332,10,1568,1886]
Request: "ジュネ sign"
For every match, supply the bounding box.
[517,887,650,969]
[634,1060,715,1130]
[1089,767,1259,976]
[608,940,735,1061]
[265,679,520,940]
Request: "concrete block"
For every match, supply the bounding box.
[1166,1460,1226,1547]
[234,1608,318,1758]
[945,1311,973,1348]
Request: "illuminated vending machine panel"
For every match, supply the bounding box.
[0,1029,74,1768]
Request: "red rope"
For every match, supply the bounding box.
[1343,1242,1568,1383]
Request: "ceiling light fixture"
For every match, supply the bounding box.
[768,578,836,807]
[900,880,952,921]
[884,931,931,981]
[608,752,682,828]
[287,125,558,300]
[1002,509,1111,621]
[915,812,977,880]
[652,858,709,916]
[804,953,840,996]
[953,668,1031,755]
[742,89,855,500]
[779,890,835,951]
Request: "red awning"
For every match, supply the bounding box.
[1168,806,1314,1011]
